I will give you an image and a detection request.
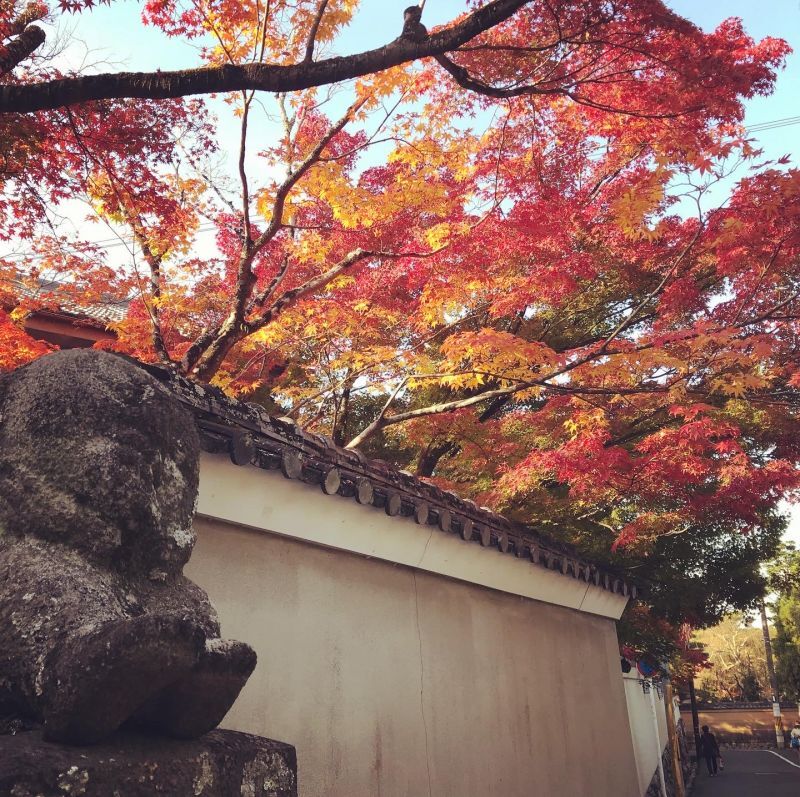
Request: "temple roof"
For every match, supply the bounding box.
[10,277,129,325]
[140,360,637,602]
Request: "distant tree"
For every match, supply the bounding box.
[695,614,768,702]
[767,547,800,700]
[773,606,800,702]
[740,670,764,703]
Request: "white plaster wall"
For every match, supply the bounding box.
[187,514,640,797]
[196,452,628,620]
[623,674,669,796]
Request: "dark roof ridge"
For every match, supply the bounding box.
[138,360,637,601]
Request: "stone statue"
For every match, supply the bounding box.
[0,350,256,745]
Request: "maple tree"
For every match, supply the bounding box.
[1,0,798,598]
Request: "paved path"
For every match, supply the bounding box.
[691,749,800,796]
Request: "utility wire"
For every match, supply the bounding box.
[745,115,800,132]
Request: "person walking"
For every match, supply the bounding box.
[700,725,721,777]
[790,720,800,763]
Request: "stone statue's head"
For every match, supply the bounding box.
[0,350,200,576]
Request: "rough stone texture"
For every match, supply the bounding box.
[0,350,256,744]
[644,749,672,797]
[0,728,296,797]
[644,729,696,797]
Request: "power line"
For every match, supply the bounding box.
[583,116,800,161]
[1,222,219,263]
[745,116,800,133]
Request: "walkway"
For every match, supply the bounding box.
[691,749,800,796]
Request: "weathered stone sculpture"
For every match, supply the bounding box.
[0,349,256,745]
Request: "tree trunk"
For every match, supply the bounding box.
[760,600,785,747]
[416,440,458,477]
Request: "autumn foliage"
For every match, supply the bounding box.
[1,0,798,580]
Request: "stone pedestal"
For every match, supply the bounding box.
[0,729,296,797]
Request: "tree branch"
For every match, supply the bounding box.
[345,382,521,449]
[0,0,535,113]
[181,98,363,377]
[434,52,701,118]
[190,245,442,381]
[0,24,45,76]
[303,0,330,63]
[238,93,253,248]
[434,52,566,99]
[2,1,46,38]
[251,252,290,309]
[62,106,173,365]
[598,222,705,350]
[245,248,373,334]
[131,225,172,365]
[345,376,409,449]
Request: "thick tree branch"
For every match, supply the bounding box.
[131,225,172,365]
[401,6,427,42]
[344,376,409,451]
[238,94,253,249]
[413,392,512,476]
[252,253,290,309]
[0,0,535,113]
[434,53,565,99]
[2,1,46,38]
[345,382,525,449]
[187,254,351,382]
[245,248,374,334]
[0,25,45,76]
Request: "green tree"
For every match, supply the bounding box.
[558,510,784,664]
[767,547,800,701]
[587,513,785,629]
[773,606,800,701]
